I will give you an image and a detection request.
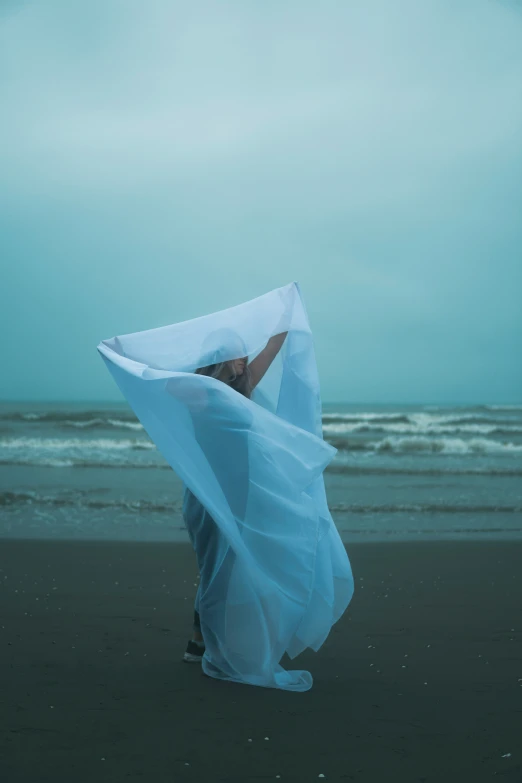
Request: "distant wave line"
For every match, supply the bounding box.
[335,528,522,535]
[0,491,182,512]
[1,434,520,457]
[323,423,522,436]
[2,456,522,473]
[3,406,521,425]
[1,491,520,515]
[330,502,522,514]
[328,435,522,455]
[0,411,137,423]
[0,458,166,468]
[0,436,155,451]
[327,464,522,477]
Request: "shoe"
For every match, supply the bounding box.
[183,639,205,663]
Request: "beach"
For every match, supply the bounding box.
[1,538,520,782]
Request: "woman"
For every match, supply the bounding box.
[98,281,353,691]
[183,330,288,663]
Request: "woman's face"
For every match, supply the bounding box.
[229,356,247,376]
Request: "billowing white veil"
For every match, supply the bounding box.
[97,281,354,691]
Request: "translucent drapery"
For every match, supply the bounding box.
[97,281,354,691]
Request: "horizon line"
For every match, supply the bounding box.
[0,399,520,407]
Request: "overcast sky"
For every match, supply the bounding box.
[1,0,521,404]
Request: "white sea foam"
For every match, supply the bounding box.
[323,421,522,436]
[61,418,144,431]
[107,419,144,431]
[373,436,522,455]
[62,418,107,428]
[0,437,155,451]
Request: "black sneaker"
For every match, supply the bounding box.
[183,639,205,663]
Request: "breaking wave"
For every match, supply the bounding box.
[328,435,522,455]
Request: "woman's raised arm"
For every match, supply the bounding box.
[249,331,288,390]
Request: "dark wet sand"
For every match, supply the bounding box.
[0,539,521,783]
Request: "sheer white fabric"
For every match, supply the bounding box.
[97,281,354,691]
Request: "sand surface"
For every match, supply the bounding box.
[1,539,521,782]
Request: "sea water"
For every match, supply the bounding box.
[0,401,521,542]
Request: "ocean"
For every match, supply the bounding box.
[1,401,521,543]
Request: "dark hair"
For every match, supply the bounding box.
[195,359,252,399]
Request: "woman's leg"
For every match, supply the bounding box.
[183,487,205,643]
[192,607,203,643]
[183,486,223,647]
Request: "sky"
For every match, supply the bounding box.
[1,0,521,404]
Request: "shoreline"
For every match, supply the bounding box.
[2,530,522,544]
